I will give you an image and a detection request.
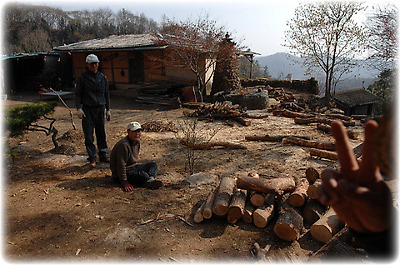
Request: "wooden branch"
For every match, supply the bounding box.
[212,177,236,216]
[236,175,295,195]
[49,87,77,130]
[272,109,314,119]
[310,208,345,243]
[180,139,247,150]
[283,136,336,151]
[245,134,311,142]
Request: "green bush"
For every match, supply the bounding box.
[6,101,57,137]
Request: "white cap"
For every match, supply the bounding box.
[127,122,143,132]
[86,54,100,64]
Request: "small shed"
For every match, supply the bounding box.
[334,88,381,116]
[53,33,212,92]
[2,52,61,93]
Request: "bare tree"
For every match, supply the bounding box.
[157,13,231,101]
[365,4,398,71]
[285,2,366,104]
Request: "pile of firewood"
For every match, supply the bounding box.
[193,168,344,244]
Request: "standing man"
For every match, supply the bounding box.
[75,54,111,168]
[110,122,162,191]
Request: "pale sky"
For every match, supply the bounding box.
[2,0,397,56]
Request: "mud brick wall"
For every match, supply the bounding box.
[241,78,319,95]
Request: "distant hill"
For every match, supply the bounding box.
[255,52,380,91]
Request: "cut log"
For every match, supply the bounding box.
[227,189,247,224]
[202,189,217,219]
[235,117,251,126]
[305,167,320,184]
[310,148,337,161]
[212,177,236,216]
[253,194,275,228]
[180,139,247,150]
[250,193,265,207]
[303,199,326,225]
[194,201,205,223]
[307,179,322,199]
[236,175,295,195]
[310,208,345,243]
[317,123,358,140]
[274,194,303,241]
[272,109,314,119]
[282,136,336,151]
[242,201,255,223]
[294,117,355,127]
[288,177,309,207]
[245,135,311,142]
[274,207,303,241]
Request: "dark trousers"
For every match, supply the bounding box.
[127,162,158,186]
[82,105,108,161]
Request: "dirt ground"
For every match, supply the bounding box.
[3,90,369,263]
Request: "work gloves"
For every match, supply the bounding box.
[77,108,85,119]
[76,108,111,121]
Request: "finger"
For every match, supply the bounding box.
[331,120,359,177]
[359,120,380,181]
[319,168,342,206]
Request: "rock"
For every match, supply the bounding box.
[183,172,219,187]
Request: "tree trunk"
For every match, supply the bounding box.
[236,175,295,195]
[310,208,345,243]
[203,189,217,219]
[212,177,236,216]
[227,189,247,224]
[253,194,275,228]
[288,177,309,207]
[282,136,336,151]
[303,199,327,225]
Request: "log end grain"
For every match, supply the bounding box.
[274,223,300,241]
[310,224,333,243]
[288,193,306,207]
[203,209,213,219]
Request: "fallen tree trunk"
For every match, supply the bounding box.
[283,136,336,151]
[227,189,247,224]
[236,175,295,195]
[212,177,236,216]
[310,148,338,161]
[245,135,311,142]
[180,139,247,150]
[253,194,275,228]
[272,109,314,119]
[310,208,345,243]
[294,117,355,127]
[288,177,309,207]
[203,189,217,219]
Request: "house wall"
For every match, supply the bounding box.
[70,50,201,90]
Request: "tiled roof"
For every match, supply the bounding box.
[334,88,381,107]
[53,33,159,52]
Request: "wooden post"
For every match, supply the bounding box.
[212,177,236,216]
[310,208,345,243]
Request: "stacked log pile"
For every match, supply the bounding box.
[189,101,269,126]
[193,168,344,244]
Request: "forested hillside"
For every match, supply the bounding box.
[3,3,161,53]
